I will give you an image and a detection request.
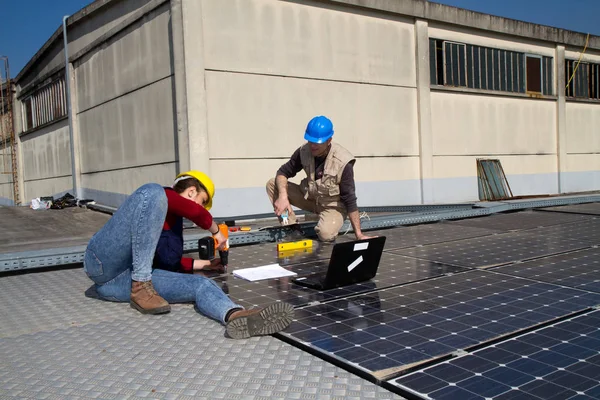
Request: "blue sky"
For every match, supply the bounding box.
[1,0,599,79]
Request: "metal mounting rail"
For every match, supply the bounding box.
[2,194,600,272]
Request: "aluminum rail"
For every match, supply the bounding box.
[2,194,600,272]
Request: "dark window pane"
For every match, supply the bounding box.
[429,38,437,85]
[459,44,466,87]
[526,56,542,93]
[506,52,514,92]
[543,57,553,95]
[480,48,488,90]
[566,60,573,97]
[466,45,474,88]
[487,48,494,90]
[436,40,444,85]
[452,44,460,85]
[518,53,525,93]
[473,46,481,89]
[444,42,452,85]
[500,51,507,91]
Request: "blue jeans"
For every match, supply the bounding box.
[83,183,242,324]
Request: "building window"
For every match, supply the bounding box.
[566,60,600,100]
[430,39,554,96]
[20,76,67,132]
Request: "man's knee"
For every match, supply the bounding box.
[315,224,339,242]
[266,178,276,198]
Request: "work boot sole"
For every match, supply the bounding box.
[226,302,295,339]
[130,300,171,315]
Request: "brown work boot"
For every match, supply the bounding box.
[130,280,171,315]
[226,302,294,339]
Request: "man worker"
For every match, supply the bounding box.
[266,115,373,242]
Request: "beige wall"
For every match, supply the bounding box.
[431,92,556,157]
[197,0,420,215]
[19,119,72,202]
[74,3,176,202]
[18,0,157,90]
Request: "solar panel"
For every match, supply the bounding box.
[538,202,600,216]
[390,231,590,268]
[522,219,600,246]
[362,223,498,250]
[277,270,600,380]
[446,210,589,232]
[390,310,600,399]
[493,248,600,293]
[210,252,468,308]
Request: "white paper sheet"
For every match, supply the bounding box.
[232,263,297,282]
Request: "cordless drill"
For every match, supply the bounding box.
[198,222,229,270]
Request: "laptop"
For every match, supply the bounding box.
[291,236,386,290]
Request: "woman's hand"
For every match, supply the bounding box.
[213,231,227,250]
[193,258,225,272]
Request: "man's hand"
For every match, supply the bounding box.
[274,196,292,217]
[355,232,375,241]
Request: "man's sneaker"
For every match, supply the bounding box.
[226,302,295,339]
[130,280,171,314]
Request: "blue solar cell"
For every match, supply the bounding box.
[570,362,600,380]
[394,372,447,394]
[482,366,535,387]
[436,333,479,348]
[494,390,544,400]
[528,350,578,369]
[337,330,379,345]
[500,340,542,356]
[387,332,429,347]
[552,343,598,360]
[468,347,522,365]
[312,337,353,352]
[317,322,355,336]
[359,355,402,371]
[387,348,430,365]
[459,375,512,397]
[519,379,577,399]
[334,346,378,364]
[452,355,498,373]
[424,363,473,383]
[506,357,556,377]
[428,385,485,400]
[362,339,402,355]
[544,370,599,392]
[584,384,600,397]
[414,341,455,357]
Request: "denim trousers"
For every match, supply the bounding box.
[83,183,242,324]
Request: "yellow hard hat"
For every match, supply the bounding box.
[176,170,215,210]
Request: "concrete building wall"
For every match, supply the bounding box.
[198,0,420,216]
[430,92,558,202]
[427,24,560,203]
[74,2,176,205]
[18,0,155,90]
[19,119,72,202]
[562,50,600,193]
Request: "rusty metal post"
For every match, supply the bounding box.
[0,56,19,205]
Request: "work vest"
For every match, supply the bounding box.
[299,142,355,208]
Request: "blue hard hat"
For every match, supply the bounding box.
[304,116,334,144]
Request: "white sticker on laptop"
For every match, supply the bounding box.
[348,255,363,272]
[354,243,369,251]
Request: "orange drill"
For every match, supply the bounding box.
[198,222,229,270]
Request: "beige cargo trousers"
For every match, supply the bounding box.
[266,178,346,242]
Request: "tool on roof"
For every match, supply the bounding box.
[198,222,230,271]
[277,239,313,252]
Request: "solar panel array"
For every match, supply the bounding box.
[207,208,600,398]
[391,310,600,399]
